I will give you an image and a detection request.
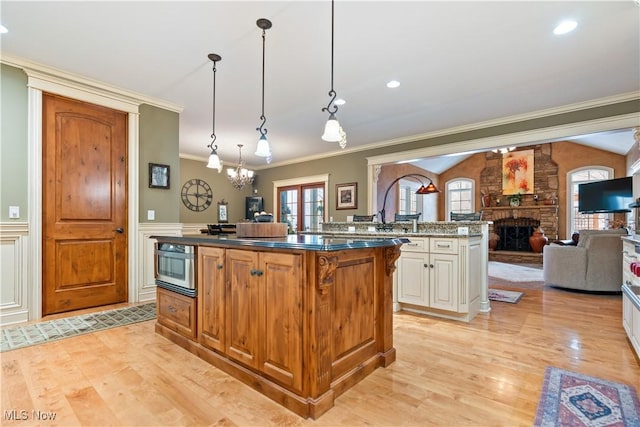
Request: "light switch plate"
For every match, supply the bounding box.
[348,226,356,233]
[457,226,469,235]
[147,210,155,221]
[9,206,19,219]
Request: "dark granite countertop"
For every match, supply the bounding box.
[152,234,409,251]
[302,231,483,238]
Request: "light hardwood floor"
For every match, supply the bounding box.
[2,283,639,426]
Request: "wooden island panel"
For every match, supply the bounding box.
[154,235,403,419]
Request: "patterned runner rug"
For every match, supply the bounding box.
[1,303,156,352]
[534,366,640,426]
[488,288,524,303]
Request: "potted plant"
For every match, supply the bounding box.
[508,193,522,207]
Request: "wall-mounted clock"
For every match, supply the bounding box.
[181,179,213,212]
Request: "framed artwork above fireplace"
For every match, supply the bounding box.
[502,149,534,195]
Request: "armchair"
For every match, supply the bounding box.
[542,229,627,292]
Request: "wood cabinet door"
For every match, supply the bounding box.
[225,249,260,368]
[198,247,225,351]
[157,287,196,340]
[259,252,303,391]
[397,252,429,306]
[429,253,458,312]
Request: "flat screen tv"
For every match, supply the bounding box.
[578,176,633,213]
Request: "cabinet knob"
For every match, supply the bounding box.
[168,305,177,313]
[424,263,429,268]
[217,264,223,270]
[250,269,256,276]
[430,264,434,268]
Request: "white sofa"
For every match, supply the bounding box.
[543,229,627,292]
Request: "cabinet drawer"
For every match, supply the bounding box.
[157,287,197,340]
[430,238,458,254]
[401,238,427,252]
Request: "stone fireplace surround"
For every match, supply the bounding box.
[480,144,559,263]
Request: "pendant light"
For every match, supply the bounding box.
[321,0,347,149]
[255,18,272,161]
[206,53,223,172]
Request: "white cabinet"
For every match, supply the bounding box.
[622,287,640,358]
[396,236,480,322]
[397,249,429,306]
[621,237,640,358]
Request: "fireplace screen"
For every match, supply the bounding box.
[494,217,541,252]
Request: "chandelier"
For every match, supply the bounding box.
[206,53,223,172]
[227,144,254,190]
[321,0,347,149]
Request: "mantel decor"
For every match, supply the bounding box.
[336,182,357,210]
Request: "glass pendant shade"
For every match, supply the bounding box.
[255,134,271,157]
[207,151,222,171]
[321,114,341,142]
[417,182,440,194]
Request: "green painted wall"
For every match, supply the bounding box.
[179,158,253,224]
[251,153,369,222]
[139,104,180,223]
[247,99,640,223]
[0,64,28,222]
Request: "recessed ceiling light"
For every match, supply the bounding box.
[335,98,346,106]
[0,25,8,34]
[553,20,577,35]
[387,80,400,88]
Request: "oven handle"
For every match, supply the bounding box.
[155,250,195,260]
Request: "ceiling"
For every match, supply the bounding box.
[2,1,638,169]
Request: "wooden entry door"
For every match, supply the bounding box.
[42,93,128,315]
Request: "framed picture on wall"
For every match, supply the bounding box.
[336,182,357,210]
[149,163,170,189]
[246,196,264,220]
[502,149,534,195]
[218,200,228,223]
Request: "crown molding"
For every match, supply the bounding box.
[241,91,640,169]
[1,54,183,113]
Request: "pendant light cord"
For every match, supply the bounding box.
[257,28,268,137]
[211,60,217,145]
[322,0,338,115]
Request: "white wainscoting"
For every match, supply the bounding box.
[2,222,187,325]
[182,223,207,235]
[137,223,183,303]
[0,222,30,326]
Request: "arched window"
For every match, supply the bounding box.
[568,167,613,235]
[446,178,474,220]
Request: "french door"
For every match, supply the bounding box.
[277,183,325,233]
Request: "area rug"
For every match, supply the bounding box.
[488,261,544,282]
[488,288,524,303]
[534,366,640,427]
[0,303,156,352]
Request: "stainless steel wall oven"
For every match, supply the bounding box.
[155,242,196,297]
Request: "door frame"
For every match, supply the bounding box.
[21,65,143,320]
[27,71,139,320]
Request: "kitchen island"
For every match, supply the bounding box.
[153,234,406,419]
